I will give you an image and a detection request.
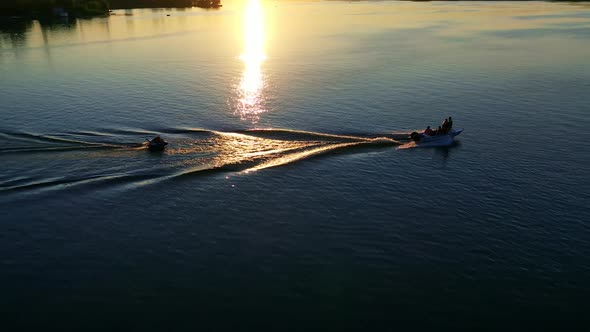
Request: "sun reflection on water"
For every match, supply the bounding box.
[237,0,267,124]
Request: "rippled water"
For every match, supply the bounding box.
[1,1,590,329]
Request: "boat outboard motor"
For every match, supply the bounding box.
[410,132,421,142]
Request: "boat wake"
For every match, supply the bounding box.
[0,127,412,196]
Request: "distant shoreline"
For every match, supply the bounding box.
[108,0,221,10]
[0,0,586,20]
[0,0,222,19]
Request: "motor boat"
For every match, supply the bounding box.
[409,128,463,147]
[146,136,168,151]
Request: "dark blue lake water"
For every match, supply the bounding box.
[1,1,590,329]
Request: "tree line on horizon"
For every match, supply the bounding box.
[0,0,110,16]
[0,0,221,17]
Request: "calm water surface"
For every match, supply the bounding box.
[1,1,590,329]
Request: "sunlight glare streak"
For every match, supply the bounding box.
[237,0,267,123]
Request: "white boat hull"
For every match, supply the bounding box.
[400,128,463,148]
[417,128,463,147]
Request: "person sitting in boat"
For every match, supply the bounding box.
[436,126,442,135]
[423,126,435,136]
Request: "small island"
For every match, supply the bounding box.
[108,0,221,9]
